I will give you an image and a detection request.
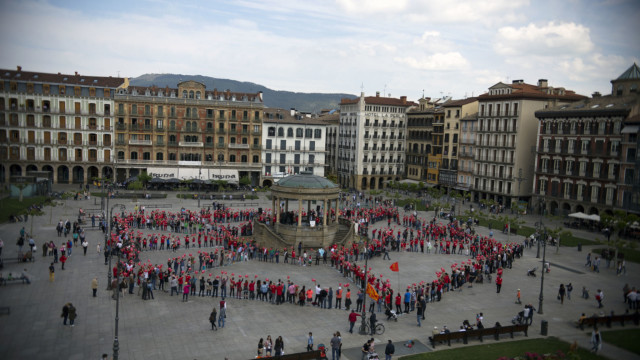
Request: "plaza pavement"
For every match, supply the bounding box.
[0,188,638,360]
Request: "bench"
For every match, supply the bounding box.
[0,277,30,286]
[247,350,324,360]
[578,312,640,330]
[430,324,528,348]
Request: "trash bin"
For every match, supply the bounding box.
[577,243,582,252]
[541,320,548,336]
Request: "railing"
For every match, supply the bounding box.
[129,139,153,146]
[179,141,203,147]
[228,143,250,149]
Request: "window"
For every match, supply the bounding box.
[314,129,322,139]
[309,154,315,164]
[279,154,286,164]
[252,155,259,163]
[294,154,300,164]
[278,127,284,137]
[266,139,272,149]
[241,155,248,163]
[268,127,276,136]
[309,141,315,151]
[287,128,293,137]
[229,155,236,163]
[305,128,312,138]
[280,140,286,150]
[295,141,301,150]
[265,153,272,163]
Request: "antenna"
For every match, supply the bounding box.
[360,82,364,92]
[383,84,387,97]
[422,89,425,98]
[117,70,120,77]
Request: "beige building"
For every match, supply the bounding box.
[458,112,478,193]
[440,98,478,191]
[473,79,586,208]
[0,67,126,184]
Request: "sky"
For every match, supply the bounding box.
[0,0,639,101]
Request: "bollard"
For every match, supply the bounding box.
[541,320,548,336]
[577,243,582,252]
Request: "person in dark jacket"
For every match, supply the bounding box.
[61,303,70,325]
[384,339,395,360]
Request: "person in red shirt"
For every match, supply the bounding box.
[395,293,402,314]
[348,310,361,333]
[496,276,503,293]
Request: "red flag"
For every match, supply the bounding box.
[390,262,399,272]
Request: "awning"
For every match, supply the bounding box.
[621,125,639,134]
[587,214,601,222]
[568,212,590,220]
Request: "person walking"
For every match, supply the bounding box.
[82,240,88,255]
[307,332,314,351]
[61,303,70,325]
[558,284,566,304]
[257,338,264,357]
[218,298,226,328]
[68,303,77,327]
[91,277,98,297]
[60,254,67,270]
[591,327,602,353]
[369,311,377,335]
[596,289,604,308]
[566,283,573,300]
[384,339,395,360]
[330,332,341,360]
[182,282,190,302]
[348,310,361,334]
[49,263,55,282]
[516,289,522,304]
[209,307,217,330]
[416,296,424,327]
[496,275,503,293]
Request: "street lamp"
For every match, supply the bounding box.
[106,204,126,290]
[359,235,370,335]
[536,200,545,259]
[198,168,202,208]
[538,229,548,315]
[113,238,136,360]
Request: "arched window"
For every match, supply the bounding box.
[278,127,284,136]
[192,108,198,118]
[182,90,187,98]
[186,121,191,132]
[252,155,259,163]
[230,137,236,144]
[189,91,194,99]
[170,120,175,130]
[196,91,201,99]
[169,153,176,160]
[117,151,124,160]
[218,136,224,144]
[268,127,276,136]
[242,137,248,144]
[169,135,176,142]
[207,122,213,131]
[229,155,236,163]
[130,151,138,160]
[206,136,213,144]
[296,128,303,137]
[217,153,224,161]
[241,155,248,163]
[156,152,163,160]
[287,128,293,137]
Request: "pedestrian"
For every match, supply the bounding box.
[369,311,377,335]
[218,297,226,328]
[60,254,67,270]
[567,283,573,300]
[68,303,77,326]
[558,284,566,304]
[596,289,604,308]
[49,263,55,282]
[516,289,522,304]
[61,303,70,325]
[384,339,395,360]
[416,295,424,327]
[307,332,314,351]
[591,327,602,353]
[183,282,190,302]
[274,335,284,356]
[330,332,341,360]
[265,335,273,356]
[209,307,217,330]
[257,338,264,357]
[496,275,502,293]
[361,339,372,360]
[91,277,98,297]
[348,310,360,333]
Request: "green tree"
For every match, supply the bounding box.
[326,174,338,184]
[138,171,152,187]
[127,181,143,190]
[602,210,639,262]
[239,176,251,186]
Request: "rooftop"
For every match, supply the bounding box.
[276,173,338,189]
[615,63,640,81]
[0,67,125,88]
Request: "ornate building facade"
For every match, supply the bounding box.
[0,67,126,184]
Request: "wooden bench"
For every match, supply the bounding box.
[0,277,30,286]
[578,312,640,330]
[430,324,528,348]
[247,350,324,360]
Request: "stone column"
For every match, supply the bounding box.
[276,196,281,224]
[323,198,328,226]
[298,198,302,227]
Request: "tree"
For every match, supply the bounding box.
[14,183,28,202]
[602,210,639,262]
[138,171,152,188]
[326,174,338,184]
[543,226,572,254]
[239,176,251,187]
[127,181,143,190]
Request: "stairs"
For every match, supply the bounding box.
[334,224,352,245]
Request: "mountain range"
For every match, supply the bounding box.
[130,74,356,113]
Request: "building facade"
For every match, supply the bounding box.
[473,79,585,208]
[458,112,478,192]
[534,64,640,216]
[261,108,327,186]
[320,110,340,178]
[440,98,478,191]
[113,81,264,185]
[338,92,413,190]
[405,97,442,185]
[0,67,126,184]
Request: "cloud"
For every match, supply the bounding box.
[494,22,594,56]
[395,52,470,71]
[412,31,455,53]
[335,0,409,14]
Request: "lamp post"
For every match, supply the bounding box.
[359,235,370,335]
[113,238,135,360]
[106,204,126,290]
[536,200,545,259]
[538,229,548,315]
[198,168,202,208]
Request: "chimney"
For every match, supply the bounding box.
[75,71,78,76]
[376,91,380,97]
[17,66,22,72]
[400,96,407,105]
[290,108,296,117]
[537,79,548,88]
[512,79,524,84]
[592,91,601,98]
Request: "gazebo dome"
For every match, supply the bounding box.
[276,173,338,189]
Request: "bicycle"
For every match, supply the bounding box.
[359,321,385,335]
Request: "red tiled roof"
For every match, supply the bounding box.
[340,96,416,107]
[0,68,125,88]
[122,85,263,102]
[442,97,478,107]
[478,82,586,101]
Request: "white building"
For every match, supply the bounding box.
[261,108,327,186]
[338,92,415,190]
[0,66,126,184]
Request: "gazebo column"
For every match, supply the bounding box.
[285,199,289,212]
[276,196,281,224]
[298,199,302,227]
[323,198,328,226]
[272,195,276,221]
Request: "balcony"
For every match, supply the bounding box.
[179,141,203,147]
[229,143,250,149]
[217,129,226,134]
[168,141,178,147]
[130,125,153,131]
[216,143,226,148]
[129,139,153,146]
[252,144,262,150]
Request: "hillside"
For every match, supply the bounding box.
[130,73,356,113]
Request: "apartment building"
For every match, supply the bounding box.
[458,112,478,192]
[0,67,126,184]
[534,63,640,216]
[113,81,264,185]
[440,98,478,191]
[338,92,414,190]
[405,97,443,185]
[261,108,327,186]
[320,110,340,177]
[473,79,585,208]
